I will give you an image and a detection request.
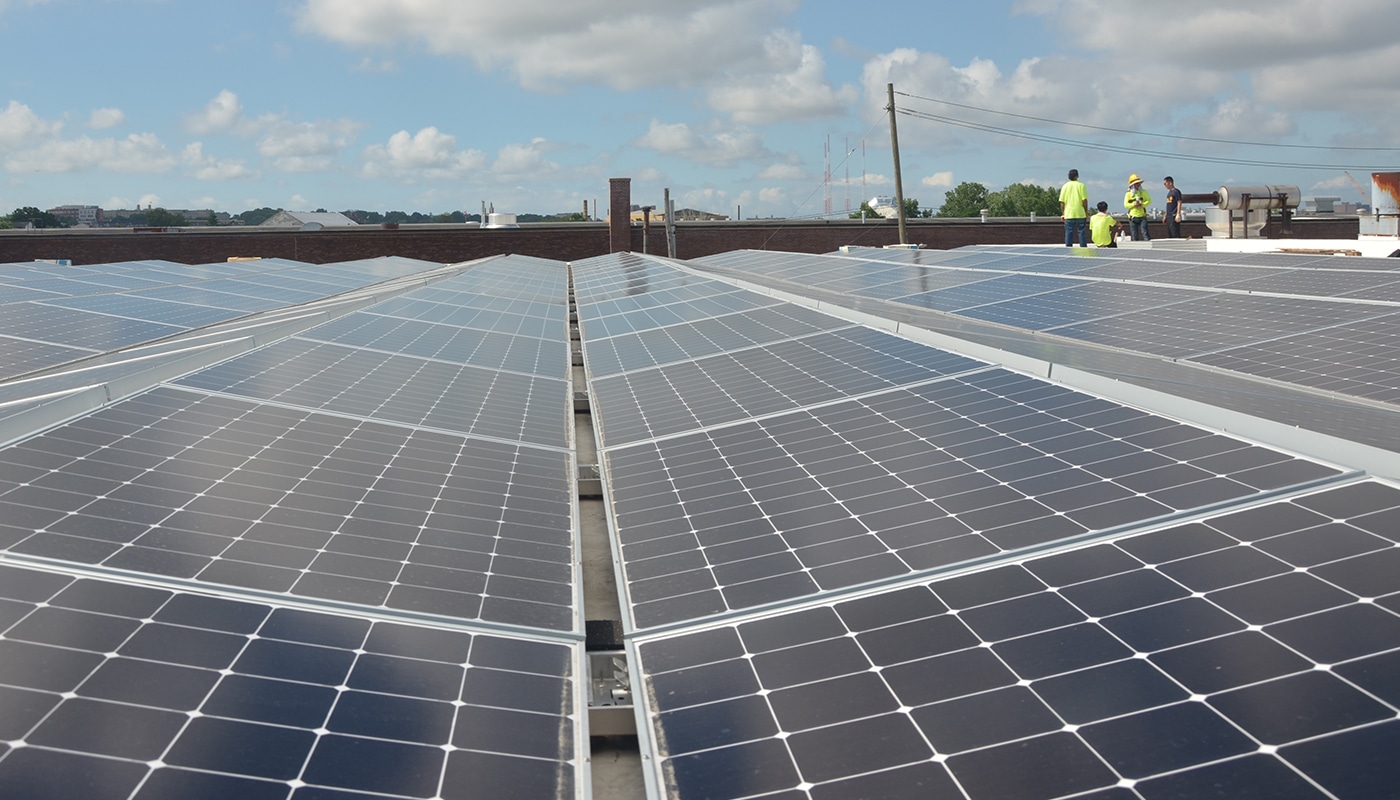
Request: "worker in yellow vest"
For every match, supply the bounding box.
[1059,168,1089,247]
[1124,174,1151,241]
[1090,201,1121,247]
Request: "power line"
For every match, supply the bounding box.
[895,90,1400,152]
[895,107,1400,171]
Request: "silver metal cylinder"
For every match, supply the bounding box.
[1214,185,1301,211]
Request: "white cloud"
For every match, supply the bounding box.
[489,139,564,180]
[182,142,254,181]
[757,186,786,204]
[88,108,125,130]
[635,120,768,167]
[294,0,853,121]
[757,164,805,180]
[4,133,176,173]
[186,90,244,134]
[922,171,955,188]
[680,186,732,214]
[297,1,798,89]
[1016,0,1400,126]
[258,118,363,172]
[0,101,61,151]
[706,31,856,124]
[138,194,161,208]
[183,91,364,174]
[362,126,486,180]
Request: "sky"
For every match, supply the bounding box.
[2,0,1399,219]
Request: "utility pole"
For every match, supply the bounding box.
[664,188,676,258]
[887,83,908,245]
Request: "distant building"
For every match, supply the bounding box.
[47,205,104,227]
[259,211,358,228]
[867,196,899,219]
[622,207,728,222]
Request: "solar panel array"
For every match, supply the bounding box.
[0,256,440,381]
[2,244,1398,799]
[573,251,1400,799]
[0,255,584,798]
[693,245,1400,406]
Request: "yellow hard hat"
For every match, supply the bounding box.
[1128,174,1142,185]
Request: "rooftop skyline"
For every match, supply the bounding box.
[3,1,1398,218]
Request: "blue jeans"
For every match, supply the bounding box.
[1064,218,1087,247]
[1129,216,1150,240]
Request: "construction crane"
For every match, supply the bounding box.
[1344,171,1370,205]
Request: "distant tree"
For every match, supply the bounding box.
[904,197,932,218]
[432,211,466,223]
[314,207,327,213]
[10,206,64,228]
[342,209,383,224]
[145,208,185,227]
[934,183,990,217]
[0,215,11,229]
[237,207,280,226]
[986,183,1061,217]
[205,210,218,227]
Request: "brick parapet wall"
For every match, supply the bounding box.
[0,217,1366,267]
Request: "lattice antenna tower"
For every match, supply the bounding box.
[845,137,851,215]
[823,136,832,218]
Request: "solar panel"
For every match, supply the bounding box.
[0,302,185,350]
[690,248,1400,412]
[590,327,987,447]
[1046,293,1389,359]
[606,367,1343,629]
[0,561,580,799]
[0,385,577,630]
[632,478,1400,800]
[0,336,96,380]
[42,294,244,328]
[1188,312,1400,404]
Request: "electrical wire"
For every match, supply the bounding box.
[895,90,1400,153]
[896,106,1400,171]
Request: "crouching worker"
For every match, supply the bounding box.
[1090,201,1121,247]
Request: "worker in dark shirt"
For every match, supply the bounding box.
[1163,176,1184,238]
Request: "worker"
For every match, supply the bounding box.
[1090,201,1121,247]
[1060,168,1089,247]
[1163,176,1183,238]
[1124,174,1151,240]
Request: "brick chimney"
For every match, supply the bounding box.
[609,178,631,253]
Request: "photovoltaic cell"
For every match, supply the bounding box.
[634,479,1400,800]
